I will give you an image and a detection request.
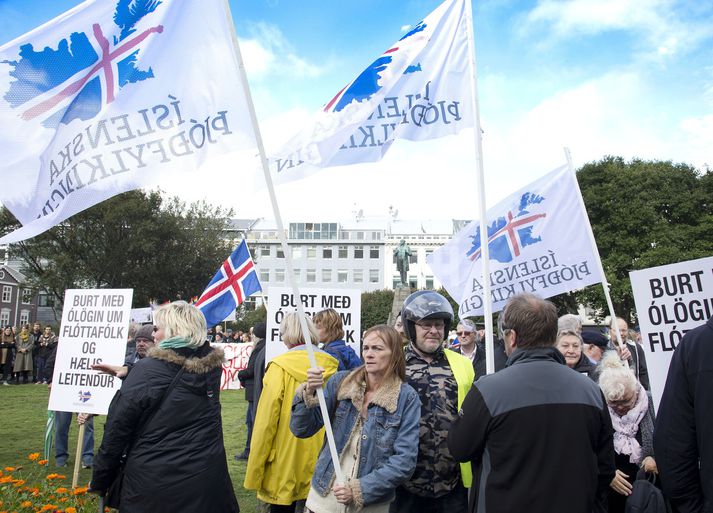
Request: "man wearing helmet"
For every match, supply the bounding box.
[391,291,475,513]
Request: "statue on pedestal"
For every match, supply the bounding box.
[393,239,412,287]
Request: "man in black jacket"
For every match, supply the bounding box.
[235,322,266,461]
[654,315,713,513]
[448,293,615,513]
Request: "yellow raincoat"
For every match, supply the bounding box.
[244,346,339,505]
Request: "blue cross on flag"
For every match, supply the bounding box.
[196,241,262,328]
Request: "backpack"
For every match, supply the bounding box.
[625,471,668,513]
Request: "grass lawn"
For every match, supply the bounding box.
[0,384,260,512]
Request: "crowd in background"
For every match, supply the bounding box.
[0,322,58,385]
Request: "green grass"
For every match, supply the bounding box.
[0,384,260,512]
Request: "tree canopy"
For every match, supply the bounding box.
[575,156,713,322]
[1,190,234,308]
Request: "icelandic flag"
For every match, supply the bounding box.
[196,241,262,328]
[429,166,604,317]
[269,0,472,185]
[0,0,258,244]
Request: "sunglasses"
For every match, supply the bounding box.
[456,331,472,336]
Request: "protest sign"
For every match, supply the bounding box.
[130,307,152,324]
[265,287,361,363]
[49,289,132,415]
[630,256,713,409]
[216,342,253,390]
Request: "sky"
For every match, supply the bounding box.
[1,0,712,224]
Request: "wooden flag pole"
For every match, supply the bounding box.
[220,0,345,485]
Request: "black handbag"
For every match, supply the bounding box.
[105,366,185,509]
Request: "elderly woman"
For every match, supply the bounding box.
[291,325,421,512]
[1,326,16,385]
[314,308,361,371]
[556,329,596,379]
[90,301,239,513]
[245,312,339,513]
[598,351,657,513]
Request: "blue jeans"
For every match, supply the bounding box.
[55,411,94,466]
[244,400,255,451]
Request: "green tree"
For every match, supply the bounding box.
[360,289,394,329]
[232,304,267,333]
[576,156,713,322]
[0,189,234,308]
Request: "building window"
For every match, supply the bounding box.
[426,276,434,289]
[306,246,317,259]
[292,247,302,259]
[306,269,316,282]
[38,293,55,307]
[259,246,271,257]
[276,247,285,258]
[337,270,348,283]
[410,252,417,264]
[353,270,363,283]
[323,247,333,259]
[0,308,9,327]
[259,270,269,283]
[354,246,364,259]
[393,276,401,289]
[369,246,379,258]
[339,231,350,240]
[356,231,364,240]
[293,269,301,282]
[338,246,348,258]
[20,310,29,325]
[409,276,417,289]
[22,289,32,304]
[425,249,434,262]
[1,286,10,303]
[275,269,285,282]
[289,222,337,240]
[372,232,382,240]
[322,269,332,282]
[370,270,379,283]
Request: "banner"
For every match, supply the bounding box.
[429,166,603,317]
[48,288,132,415]
[0,0,257,243]
[214,342,252,391]
[269,0,471,184]
[629,256,713,410]
[266,287,361,363]
[130,307,152,324]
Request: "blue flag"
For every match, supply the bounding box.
[196,241,262,328]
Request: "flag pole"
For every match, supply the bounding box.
[564,148,624,349]
[464,0,495,373]
[220,0,345,485]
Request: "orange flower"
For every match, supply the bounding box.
[71,487,87,496]
[12,479,26,487]
[0,476,13,483]
[37,460,48,466]
[45,474,65,481]
[64,508,76,513]
[20,502,31,508]
[40,506,58,512]
[58,498,67,503]
[54,488,68,494]
[27,453,40,462]
[4,467,15,472]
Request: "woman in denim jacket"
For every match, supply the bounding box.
[291,325,421,512]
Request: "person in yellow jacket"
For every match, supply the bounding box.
[244,312,338,513]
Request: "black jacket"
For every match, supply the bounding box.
[654,316,713,513]
[629,341,651,391]
[448,346,615,513]
[237,338,265,401]
[472,338,508,380]
[92,342,239,513]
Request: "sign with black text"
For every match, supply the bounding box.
[49,289,132,415]
[266,287,361,363]
[630,256,713,410]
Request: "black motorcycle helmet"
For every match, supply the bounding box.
[401,290,454,344]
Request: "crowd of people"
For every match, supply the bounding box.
[0,322,57,385]
[7,291,709,513]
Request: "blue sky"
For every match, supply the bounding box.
[1,0,712,222]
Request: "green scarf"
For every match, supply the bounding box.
[159,335,193,350]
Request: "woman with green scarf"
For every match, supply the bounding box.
[90,301,240,513]
[13,325,34,384]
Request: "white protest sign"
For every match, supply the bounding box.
[629,256,713,410]
[266,287,361,363]
[49,289,132,415]
[214,342,252,390]
[130,307,153,324]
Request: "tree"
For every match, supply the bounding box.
[575,156,713,322]
[0,190,234,308]
[360,289,394,330]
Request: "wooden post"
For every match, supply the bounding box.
[72,423,85,488]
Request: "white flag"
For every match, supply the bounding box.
[429,166,603,317]
[0,0,257,243]
[269,0,473,185]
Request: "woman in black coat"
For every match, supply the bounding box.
[91,301,239,513]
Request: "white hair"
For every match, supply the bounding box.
[598,351,638,402]
[153,301,206,348]
[558,314,582,333]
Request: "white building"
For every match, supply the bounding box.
[230,216,465,301]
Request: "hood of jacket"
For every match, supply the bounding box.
[506,345,566,366]
[269,346,338,382]
[147,343,225,374]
